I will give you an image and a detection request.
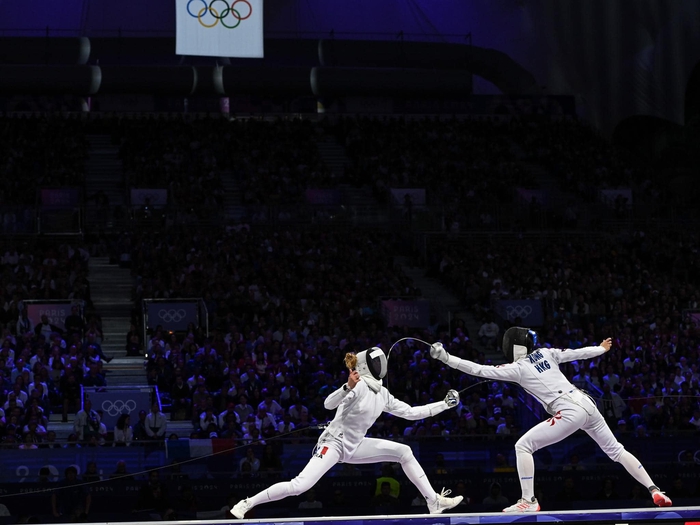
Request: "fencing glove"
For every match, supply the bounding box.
[430,342,450,364]
[445,389,460,408]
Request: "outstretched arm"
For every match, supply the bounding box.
[430,342,522,382]
[384,389,460,421]
[549,338,612,365]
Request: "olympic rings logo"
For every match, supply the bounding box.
[158,309,187,323]
[186,0,253,29]
[505,305,533,320]
[101,400,137,417]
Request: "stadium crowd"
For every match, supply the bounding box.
[117,116,337,218]
[0,115,697,478]
[0,240,109,447]
[132,225,502,443]
[0,114,697,463]
[430,229,700,439]
[0,116,88,207]
[328,116,537,210]
[0,116,88,234]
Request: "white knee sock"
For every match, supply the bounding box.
[516,449,535,500]
[617,450,654,489]
[402,456,437,503]
[248,482,291,507]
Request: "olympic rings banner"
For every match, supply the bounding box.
[85,390,152,428]
[146,301,198,332]
[175,0,264,58]
[495,299,544,327]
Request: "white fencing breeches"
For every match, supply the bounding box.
[514,395,653,500]
[247,436,437,509]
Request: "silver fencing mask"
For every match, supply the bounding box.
[355,347,387,393]
[502,327,538,362]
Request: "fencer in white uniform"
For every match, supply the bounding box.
[430,327,672,512]
[231,348,463,519]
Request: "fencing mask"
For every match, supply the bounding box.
[355,347,388,393]
[502,327,538,363]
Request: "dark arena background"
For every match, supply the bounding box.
[0,1,699,525]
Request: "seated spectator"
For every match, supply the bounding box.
[16,310,33,336]
[82,461,101,482]
[73,399,102,442]
[218,403,240,429]
[299,488,323,510]
[35,315,62,341]
[219,411,241,439]
[482,482,509,511]
[51,466,90,522]
[288,400,309,424]
[170,372,191,421]
[259,444,282,477]
[198,408,219,433]
[433,453,449,476]
[64,306,86,340]
[132,410,148,441]
[374,464,400,498]
[114,414,133,446]
[22,418,47,442]
[64,433,81,448]
[234,394,254,423]
[493,453,515,473]
[134,471,171,514]
[372,482,397,512]
[496,414,518,436]
[258,389,284,419]
[562,454,586,471]
[239,447,260,475]
[82,333,112,363]
[19,434,38,450]
[477,315,499,348]
[689,409,700,433]
[242,424,265,446]
[82,364,106,388]
[277,413,295,434]
[191,383,210,422]
[110,460,134,480]
[595,478,620,501]
[42,430,60,449]
[145,402,167,440]
[253,407,277,438]
[487,407,505,429]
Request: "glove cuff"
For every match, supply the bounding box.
[446,354,460,368]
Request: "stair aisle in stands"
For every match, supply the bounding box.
[84,135,125,229]
[88,256,145,386]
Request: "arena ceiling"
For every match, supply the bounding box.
[1,0,698,133]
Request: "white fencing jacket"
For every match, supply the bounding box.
[446,346,606,414]
[323,379,448,460]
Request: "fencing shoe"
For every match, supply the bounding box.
[230,498,253,519]
[503,497,540,512]
[428,488,463,514]
[652,490,672,507]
